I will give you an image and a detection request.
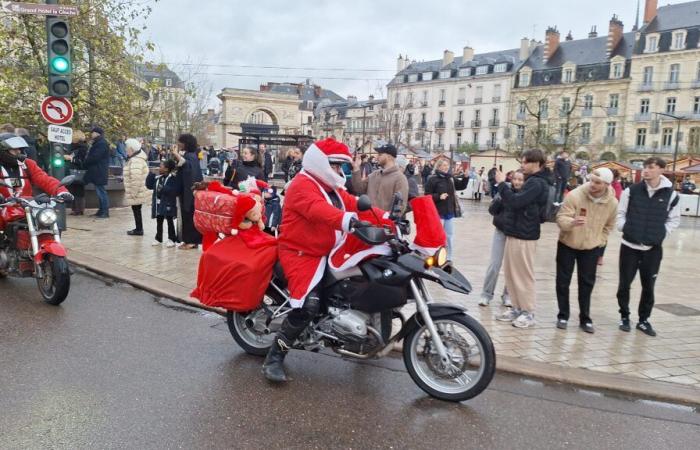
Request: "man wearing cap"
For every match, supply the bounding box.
[351,144,408,213]
[554,167,618,333]
[84,126,111,218]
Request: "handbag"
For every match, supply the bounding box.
[69,169,86,184]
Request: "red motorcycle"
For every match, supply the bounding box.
[0,176,74,305]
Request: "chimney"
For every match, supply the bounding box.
[588,26,598,38]
[607,15,624,58]
[462,46,474,62]
[443,49,454,66]
[368,95,374,101]
[566,30,574,41]
[543,26,560,64]
[644,0,658,25]
[519,37,530,60]
[396,54,405,72]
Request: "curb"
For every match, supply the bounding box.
[68,249,700,407]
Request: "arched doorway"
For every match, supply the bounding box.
[600,151,617,161]
[245,108,279,126]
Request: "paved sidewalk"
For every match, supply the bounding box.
[62,201,700,393]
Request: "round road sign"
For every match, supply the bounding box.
[41,96,74,125]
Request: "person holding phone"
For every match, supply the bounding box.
[554,168,618,333]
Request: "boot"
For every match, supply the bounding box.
[262,333,292,382]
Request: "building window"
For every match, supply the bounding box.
[518,101,527,115]
[407,92,413,105]
[493,84,501,100]
[669,64,680,82]
[696,62,700,81]
[422,91,428,104]
[165,78,172,87]
[437,134,443,146]
[690,128,700,151]
[643,66,654,85]
[421,112,427,123]
[439,89,446,101]
[559,123,567,138]
[640,98,650,114]
[516,125,525,141]
[456,133,462,146]
[581,123,591,141]
[476,65,489,75]
[475,86,483,101]
[394,93,400,106]
[561,97,571,114]
[666,97,677,114]
[422,72,433,81]
[473,132,479,144]
[636,128,647,146]
[583,95,593,110]
[439,70,451,79]
[539,99,548,116]
[408,74,418,82]
[612,63,623,79]
[438,111,444,122]
[606,122,617,138]
[474,109,481,121]
[673,31,686,50]
[609,94,619,109]
[520,73,530,87]
[458,110,464,122]
[646,35,659,53]
[662,128,673,147]
[490,132,497,147]
[458,87,466,102]
[695,97,700,114]
[458,68,471,77]
[563,68,573,83]
[407,113,413,124]
[494,63,507,73]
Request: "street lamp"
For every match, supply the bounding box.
[653,111,686,182]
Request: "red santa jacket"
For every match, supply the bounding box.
[0,159,68,199]
[278,171,358,307]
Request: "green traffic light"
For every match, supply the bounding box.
[51,56,69,73]
[52,156,64,168]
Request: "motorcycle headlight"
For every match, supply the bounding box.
[435,247,448,267]
[36,208,58,227]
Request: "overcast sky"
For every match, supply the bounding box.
[142,0,669,106]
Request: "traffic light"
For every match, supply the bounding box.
[50,143,65,179]
[46,17,71,97]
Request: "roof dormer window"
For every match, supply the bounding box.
[422,72,433,81]
[165,78,172,87]
[475,66,489,75]
[645,34,659,53]
[609,56,625,79]
[494,63,507,73]
[672,30,687,50]
[439,70,451,79]
[407,74,418,82]
[458,68,471,77]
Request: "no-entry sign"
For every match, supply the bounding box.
[40,96,73,125]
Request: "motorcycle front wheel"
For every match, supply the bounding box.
[37,255,70,305]
[403,313,496,402]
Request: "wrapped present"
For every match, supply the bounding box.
[193,189,237,235]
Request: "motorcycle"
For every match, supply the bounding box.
[228,194,496,402]
[0,176,74,305]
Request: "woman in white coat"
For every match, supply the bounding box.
[123,138,150,235]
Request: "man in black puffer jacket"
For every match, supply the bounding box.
[494,149,553,329]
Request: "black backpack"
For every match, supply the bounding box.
[540,183,558,223]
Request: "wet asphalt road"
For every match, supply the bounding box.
[1,271,698,450]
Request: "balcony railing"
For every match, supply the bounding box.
[692,80,700,89]
[405,122,413,130]
[664,81,680,90]
[582,108,593,117]
[435,121,446,129]
[438,100,446,106]
[579,136,591,144]
[471,120,482,128]
[393,103,400,108]
[627,146,674,154]
[635,112,651,121]
[603,135,617,145]
[559,109,569,118]
[457,99,465,105]
[418,121,428,129]
[492,96,501,102]
[420,101,428,107]
[474,98,483,104]
[406,102,413,108]
[488,119,500,128]
[454,120,465,128]
[434,144,445,150]
[638,83,654,92]
[607,107,619,116]
[516,112,527,120]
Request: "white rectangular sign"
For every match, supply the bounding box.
[47,124,73,144]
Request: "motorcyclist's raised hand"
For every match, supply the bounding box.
[57,192,74,203]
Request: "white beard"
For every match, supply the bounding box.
[302,144,346,189]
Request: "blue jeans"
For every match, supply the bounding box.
[441,218,454,260]
[94,184,109,215]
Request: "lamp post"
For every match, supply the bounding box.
[654,111,686,184]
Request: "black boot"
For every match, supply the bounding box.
[262,332,293,382]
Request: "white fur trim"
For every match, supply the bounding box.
[329,243,393,272]
[302,144,346,189]
[289,256,327,309]
[341,212,357,232]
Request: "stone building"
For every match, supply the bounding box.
[135,63,187,145]
[313,96,388,152]
[387,43,531,153]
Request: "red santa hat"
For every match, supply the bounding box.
[302,138,353,189]
[410,196,447,255]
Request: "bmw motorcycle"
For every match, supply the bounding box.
[0,176,74,305]
[228,194,496,402]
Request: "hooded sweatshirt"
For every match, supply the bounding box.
[556,183,618,250]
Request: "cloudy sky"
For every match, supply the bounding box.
[142,0,664,105]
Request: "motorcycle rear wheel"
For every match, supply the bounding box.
[37,255,70,305]
[403,313,495,402]
[227,292,287,356]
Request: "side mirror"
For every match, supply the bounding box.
[59,175,75,187]
[357,194,372,212]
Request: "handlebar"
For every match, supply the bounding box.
[0,194,67,208]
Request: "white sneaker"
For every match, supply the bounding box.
[479,295,491,307]
[496,309,521,322]
[512,312,536,328]
[501,294,512,308]
[151,240,162,246]
[165,240,176,248]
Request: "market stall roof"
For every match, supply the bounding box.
[591,161,637,172]
[228,132,314,147]
[682,163,700,173]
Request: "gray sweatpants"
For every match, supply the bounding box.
[481,228,509,300]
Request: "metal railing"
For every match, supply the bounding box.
[603,135,616,145]
[488,119,500,127]
[435,121,446,129]
[607,107,619,116]
[454,120,465,128]
[471,120,482,128]
[634,113,651,121]
[638,83,654,92]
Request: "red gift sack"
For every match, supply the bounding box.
[193,189,236,235]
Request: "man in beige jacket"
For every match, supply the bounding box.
[352,144,408,213]
[555,168,618,333]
